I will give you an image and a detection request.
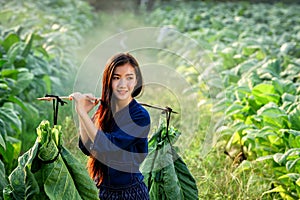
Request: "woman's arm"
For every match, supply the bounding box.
[71,92,99,143]
[77,107,97,142]
[78,117,91,144]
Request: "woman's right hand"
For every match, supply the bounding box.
[70,92,99,114]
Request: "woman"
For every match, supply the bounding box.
[71,52,150,200]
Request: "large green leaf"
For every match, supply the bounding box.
[42,155,83,200]
[234,85,251,102]
[5,120,99,200]
[288,104,300,131]
[252,83,280,106]
[60,146,99,200]
[286,158,300,172]
[142,124,198,200]
[257,103,289,129]
[225,103,245,120]
[273,148,300,165]
[281,63,300,81]
[257,59,281,79]
[0,107,22,134]
[262,185,295,200]
[22,33,34,57]
[173,149,198,200]
[11,68,34,95]
[272,78,296,96]
[7,141,39,200]
[281,93,296,111]
[2,33,20,52]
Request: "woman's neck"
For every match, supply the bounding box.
[113,97,133,113]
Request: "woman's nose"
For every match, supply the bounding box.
[118,78,126,87]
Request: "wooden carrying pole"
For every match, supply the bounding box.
[37,94,178,125]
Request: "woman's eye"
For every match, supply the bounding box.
[113,76,119,80]
[127,77,134,80]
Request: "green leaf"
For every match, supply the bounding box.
[234,86,251,102]
[25,166,40,199]
[225,103,244,118]
[173,149,198,200]
[233,59,258,76]
[234,160,252,174]
[43,75,52,94]
[12,68,34,95]
[43,156,82,200]
[257,59,281,79]
[296,178,300,187]
[36,120,52,144]
[0,59,8,68]
[274,153,285,165]
[60,147,99,200]
[0,69,19,78]
[288,104,300,131]
[286,158,300,172]
[252,83,280,106]
[0,107,22,133]
[280,42,296,55]
[262,185,294,199]
[8,165,26,200]
[272,78,296,96]
[6,136,22,161]
[0,160,7,199]
[7,43,23,65]
[0,82,10,94]
[38,139,59,162]
[0,133,5,150]
[7,141,39,200]
[279,173,300,183]
[6,120,100,199]
[2,33,20,52]
[282,93,296,103]
[274,148,300,165]
[22,33,34,57]
[257,103,289,129]
[7,96,28,111]
[288,131,300,149]
[242,45,261,56]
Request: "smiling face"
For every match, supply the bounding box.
[111,63,137,104]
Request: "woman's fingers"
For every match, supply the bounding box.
[70,92,98,104]
[84,93,96,101]
[69,92,82,100]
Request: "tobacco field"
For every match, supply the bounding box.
[1,0,300,199]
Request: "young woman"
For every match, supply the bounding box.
[71,53,150,199]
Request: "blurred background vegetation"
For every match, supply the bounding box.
[1,0,300,199]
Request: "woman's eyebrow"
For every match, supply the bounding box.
[112,73,135,77]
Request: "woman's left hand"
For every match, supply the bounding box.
[70,92,98,114]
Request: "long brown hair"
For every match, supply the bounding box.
[87,52,144,186]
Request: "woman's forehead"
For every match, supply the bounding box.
[113,63,135,74]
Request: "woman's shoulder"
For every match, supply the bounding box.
[129,99,150,125]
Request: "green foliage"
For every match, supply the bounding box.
[4,120,99,200]
[0,0,94,176]
[141,123,198,200]
[148,1,300,199]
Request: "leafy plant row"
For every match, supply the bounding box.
[0,0,94,183]
[148,1,300,199]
